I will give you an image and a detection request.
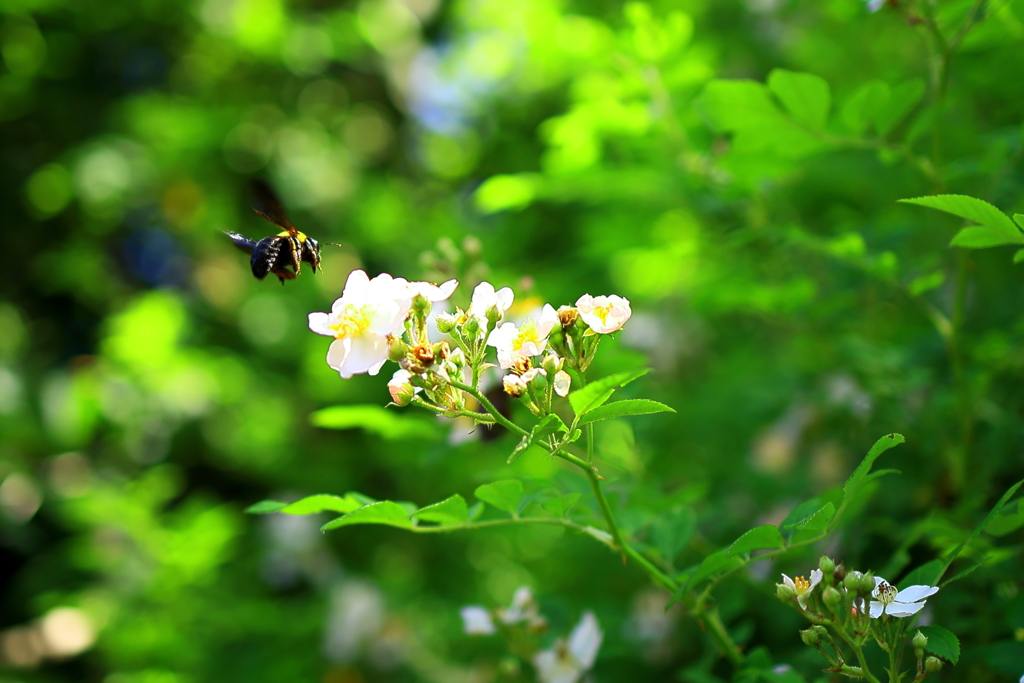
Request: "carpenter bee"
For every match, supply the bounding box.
[224,180,323,284]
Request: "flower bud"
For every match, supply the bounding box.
[542,353,564,375]
[843,573,861,593]
[557,305,579,328]
[388,371,417,406]
[819,556,835,575]
[464,315,481,339]
[503,374,527,398]
[833,562,846,582]
[913,630,928,653]
[861,572,876,594]
[435,313,458,334]
[924,657,942,673]
[432,340,450,362]
[411,293,432,319]
[388,337,409,362]
[553,370,571,397]
[799,628,818,646]
[485,303,503,328]
[822,586,842,610]
[776,583,797,601]
[812,625,828,637]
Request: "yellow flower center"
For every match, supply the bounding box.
[793,576,811,595]
[592,303,614,325]
[327,304,372,339]
[512,320,541,351]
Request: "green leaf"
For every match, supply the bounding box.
[474,173,539,214]
[780,497,822,530]
[245,500,288,514]
[1015,213,1024,230]
[652,507,696,561]
[950,226,1024,248]
[275,494,364,516]
[508,414,567,464]
[768,69,831,130]
[843,433,905,502]
[475,480,524,516]
[1014,249,1024,264]
[797,502,835,533]
[698,80,782,131]
[940,560,983,587]
[985,499,1024,537]
[578,399,675,424]
[941,478,1024,573]
[310,405,440,440]
[542,492,581,518]
[728,525,785,555]
[568,369,649,415]
[918,625,960,665]
[908,271,944,297]
[412,494,469,526]
[841,80,890,135]
[321,501,413,531]
[900,195,1022,242]
[899,559,943,589]
[874,78,924,136]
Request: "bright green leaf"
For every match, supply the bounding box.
[768,69,831,130]
[843,433,905,502]
[780,497,822,530]
[698,80,781,131]
[276,494,364,516]
[578,399,675,424]
[542,492,581,518]
[900,195,1022,241]
[842,80,890,135]
[245,500,288,514]
[310,405,440,440]
[412,494,469,526]
[321,501,413,531]
[875,79,924,136]
[474,173,540,214]
[985,499,1024,536]
[652,507,696,561]
[919,625,960,665]
[475,480,524,516]
[908,271,944,297]
[508,414,567,464]
[729,525,785,555]
[950,226,1024,248]
[568,369,649,415]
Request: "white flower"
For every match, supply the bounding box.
[780,569,823,609]
[553,370,571,397]
[532,611,603,683]
[865,0,886,11]
[869,577,938,618]
[488,304,559,369]
[387,369,418,405]
[460,605,496,635]
[467,281,515,330]
[576,294,632,334]
[308,270,413,379]
[497,586,541,625]
[399,278,458,302]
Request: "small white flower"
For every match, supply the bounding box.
[308,270,413,379]
[576,294,632,334]
[488,304,559,369]
[780,569,823,609]
[387,369,418,405]
[869,577,938,618]
[467,281,515,330]
[399,278,459,302]
[865,0,886,11]
[460,605,496,635]
[533,611,603,683]
[553,370,571,397]
[498,586,540,625]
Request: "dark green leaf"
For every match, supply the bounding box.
[321,501,413,531]
[796,502,835,532]
[780,498,822,529]
[568,369,649,415]
[578,399,675,424]
[652,507,696,561]
[1014,249,1024,264]
[412,494,469,526]
[475,480,524,515]
[941,479,1024,573]
[919,625,960,665]
[985,499,1024,537]
[874,78,924,135]
[843,433,905,502]
[768,69,830,130]
[310,405,440,440]
[542,492,581,518]
[899,560,943,589]
[728,525,785,555]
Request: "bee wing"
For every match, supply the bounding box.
[224,231,258,254]
[249,179,297,236]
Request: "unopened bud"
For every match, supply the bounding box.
[485,303,503,327]
[435,313,458,334]
[843,573,861,593]
[388,372,417,406]
[388,337,409,362]
[812,625,828,637]
[503,374,527,398]
[861,572,876,594]
[411,293,432,318]
[542,353,564,375]
[776,583,797,601]
[557,305,579,328]
[464,315,481,339]
[819,556,836,575]
[432,341,450,362]
[833,562,846,582]
[913,630,928,652]
[823,586,842,609]
[553,370,571,397]
[924,657,942,673]
[799,628,818,646]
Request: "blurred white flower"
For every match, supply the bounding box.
[576,294,631,334]
[399,278,458,302]
[532,611,603,683]
[497,586,546,629]
[869,577,938,618]
[308,270,412,378]
[781,569,823,609]
[467,281,514,330]
[489,304,558,369]
[460,606,496,635]
[865,0,886,11]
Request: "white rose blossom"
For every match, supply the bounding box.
[780,569,823,610]
[398,278,458,302]
[576,294,632,334]
[308,270,412,379]
[532,611,603,683]
[467,281,515,330]
[488,304,559,369]
[460,606,496,635]
[869,577,938,619]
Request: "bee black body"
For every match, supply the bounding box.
[223,180,325,284]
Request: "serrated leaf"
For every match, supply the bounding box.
[780,497,822,530]
[475,480,524,516]
[875,78,924,136]
[412,494,469,526]
[908,271,944,297]
[321,501,413,531]
[768,69,831,130]
[568,369,649,415]
[729,525,785,555]
[919,625,960,664]
[797,502,835,532]
[899,559,943,589]
[843,433,905,502]
[542,492,581,518]
[841,80,890,135]
[652,507,696,561]
[578,399,675,424]
[508,414,567,464]
[245,500,288,514]
[950,226,1024,248]
[310,405,440,440]
[900,195,1021,241]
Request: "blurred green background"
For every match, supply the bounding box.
[1,0,1023,681]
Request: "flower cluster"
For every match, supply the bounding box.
[308,270,632,419]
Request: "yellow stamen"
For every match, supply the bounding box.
[793,576,810,595]
[327,304,372,339]
[512,320,540,351]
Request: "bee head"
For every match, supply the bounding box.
[301,236,322,272]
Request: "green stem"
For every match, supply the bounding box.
[552,449,626,551]
[447,379,530,437]
[835,628,882,683]
[703,608,745,666]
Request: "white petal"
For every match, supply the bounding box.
[365,300,406,336]
[808,568,823,589]
[308,311,333,336]
[781,574,796,589]
[553,371,571,397]
[568,611,602,669]
[886,601,926,618]
[868,600,884,619]
[532,647,581,683]
[460,606,496,635]
[436,279,458,300]
[494,287,514,311]
[326,338,351,372]
[895,585,938,603]
[340,269,370,299]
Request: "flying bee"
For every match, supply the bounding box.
[224,179,325,284]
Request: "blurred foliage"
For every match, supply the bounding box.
[1,0,1024,681]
